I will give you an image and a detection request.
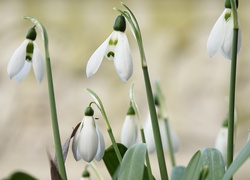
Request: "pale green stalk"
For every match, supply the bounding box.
[114,4,168,179]
[129,84,153,180]
[24,16,67,180]
[227,0,239,173]
[90,162,104,180]
[86,88,122,163]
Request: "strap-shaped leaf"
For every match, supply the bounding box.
[222,140,250,180]
[201,148,225,180]
[115,143,147,180]
[182,150,202,180]
[170,166,185,180]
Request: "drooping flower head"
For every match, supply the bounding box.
[207,1,241,60]
[72,106,105,162]
[121,105,138,148]
[7,26,44,83]
[86,15,133,82]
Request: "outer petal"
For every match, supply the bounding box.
[32,42,44,83]
[94,122,105,161]
[121,115,138,148]
[15,61,32,82]
[78,116,98,162]
[207,9,228,58]
[113,32,133,82]
[72,120,84,161]
[86,33,112,78]
[215,127,228,164]
[7,40,28,79]
[220,18,242,60]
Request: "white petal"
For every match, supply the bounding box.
[32,42,44,83]
[78,116,98,162]
[121,115,138,148]
[86,33,112,78]
[113,32,133,82]
[220,18,242,60]
[7,40,28,79]
[94,122,105,161]
[207,9,228,58]
[215,127,228,164]
[144,114,156,153]
[72,121,83,161]
[15,61,32,82]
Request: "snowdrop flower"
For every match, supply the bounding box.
[144,111,180,154]
[121,106,138,148]
[207,8,241,60]
[72,106,105,162]
[7,26,44,83]
[215,126,228,164]
[86,15,133,82]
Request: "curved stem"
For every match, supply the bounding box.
[86,88,122,163]
[24,16,67,180]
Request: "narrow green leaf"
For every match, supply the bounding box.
[222,140,250,180]
[170,166,185,180]
[116,143,147,180]
[4,171,37,180]
[201,148,225,180]
[182,150,202,180]
[103,143,127,176]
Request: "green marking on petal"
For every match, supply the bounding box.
[224,12,231,21]
[109,39,118,46]
[26,41,34,62]
[107,51,115,58]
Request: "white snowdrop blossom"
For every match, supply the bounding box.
[121,106,138,148]
[215,127,228,164]
[207,8,241,60]
[144,113,180,154]
[72,107,105,162]
[7,27,44,83]
[86,15,133,82]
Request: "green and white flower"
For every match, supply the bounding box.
[86,15,133,82]
[121,106,138,148]
[207,8,241,60]
[72,107,105,162]
[215,127,228,164]
[7,26,44,83]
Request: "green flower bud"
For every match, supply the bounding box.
[82,169,90,177]
[222,118,228,127]
[113,15,126,32]
[84,106,94,116]
[26,26,37,41]
[126,105,135,115]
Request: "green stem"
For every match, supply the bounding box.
[46,57,67,180]
[140,128,153,180]
[164,118,176,167]
[143,66,168,180]
[227,28,238,170]
[86,88,122,163]
[108,128,122,163]
[90,162,104,180]
[23,16,67,180]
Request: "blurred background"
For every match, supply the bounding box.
[0,0,249,179]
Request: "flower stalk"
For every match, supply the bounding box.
[24,16,67,180]
[114,4,168,179]
[86,88,122,163]
[227,0,239,172]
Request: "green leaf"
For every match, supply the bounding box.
[222,140,250,180]
[4,171,37,180]
[182,150,202,180]
[103,143,127,176]
[115,143,147,180]
[201,148,225,180]
[170,166,185,180]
